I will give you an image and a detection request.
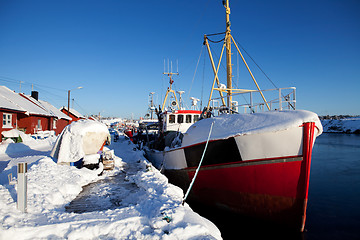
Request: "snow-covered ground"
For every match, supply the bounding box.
[0,133,221,239]
[321,117,360,133]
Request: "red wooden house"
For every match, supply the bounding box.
[60,107,85,123]
[0,86,71,141]
[38,101,71,135]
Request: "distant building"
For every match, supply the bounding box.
[60,107,85,123]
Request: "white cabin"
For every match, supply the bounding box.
[162,110,201,133]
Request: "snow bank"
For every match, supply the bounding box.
[50,120,110,163]
[1,129,21,138]
[321,117,360,133]
[0,135,56,174]
[182,110,322,147]
[0,135,222,239]
[0,129,40,143]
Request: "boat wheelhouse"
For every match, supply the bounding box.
[162,110,201,133]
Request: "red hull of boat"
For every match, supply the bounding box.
[166,122,315,231]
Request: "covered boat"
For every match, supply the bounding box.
[50,119,112,171]
[144,0,322,231]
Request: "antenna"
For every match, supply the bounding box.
[177,90,185,109]
[190,97,200,110]
[162,59,180,111]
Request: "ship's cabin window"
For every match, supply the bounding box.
[194,114,200,122]
[169,115,175,123]
[177,114,184,124]
[186,115,192,123]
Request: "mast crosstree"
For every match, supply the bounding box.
[205,0,270,112]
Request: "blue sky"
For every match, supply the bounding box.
[0,0,359,118]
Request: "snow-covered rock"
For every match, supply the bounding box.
[321,117,360,133]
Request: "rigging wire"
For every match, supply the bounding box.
[187,46,204,101]
[200,49,206,110]
[231,37,278,89]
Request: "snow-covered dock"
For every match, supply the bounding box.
[0,134,221,239]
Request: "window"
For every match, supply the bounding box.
[2,113,12,128]
[186,115,192,123]
[53,119,57,129]
[37,119,42,130]
[194,115,200,122]
[177,114,184,123]
[169,115,175,124]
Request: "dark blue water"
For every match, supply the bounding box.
[189,133,360,239]
[305,133,360,239]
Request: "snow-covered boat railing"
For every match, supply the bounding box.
[210,87,296,114]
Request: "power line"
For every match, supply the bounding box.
[0,75,66,92]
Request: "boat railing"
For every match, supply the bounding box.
[210,87,296,115]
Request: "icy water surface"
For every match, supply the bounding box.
[189,133,360,239]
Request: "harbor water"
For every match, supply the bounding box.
[305,133,360,239]
[189,133,360,239]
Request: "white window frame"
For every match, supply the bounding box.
[37,119,42,130]
[2,113,13,128]
[53,119,57,129]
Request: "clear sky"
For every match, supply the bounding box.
[0,0,359,118]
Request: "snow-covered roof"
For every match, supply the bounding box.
[20,93,56,117]
[0,86,52,116]
[60,106,84,118]
[39,100,72,120]
[182,110,323,148]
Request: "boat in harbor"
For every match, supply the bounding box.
[141,70,202,165]
[143,0,322,231]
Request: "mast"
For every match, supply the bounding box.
[205,0,270,113]
[224,0,232,108]
[149,92,155,119]
[161,71,180,111]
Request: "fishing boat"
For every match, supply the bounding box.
[142,70,202,164]
[144,0,322,232]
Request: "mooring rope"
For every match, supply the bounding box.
[182,121,215,205]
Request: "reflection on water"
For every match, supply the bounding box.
[306,133,360,240]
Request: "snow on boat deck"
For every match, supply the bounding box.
[0,135,221,239]
[182,110,323,147]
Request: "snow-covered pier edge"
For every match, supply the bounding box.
[0,135,222,239]
[320,116,360,134]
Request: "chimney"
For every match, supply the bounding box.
[31,91,39,101]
